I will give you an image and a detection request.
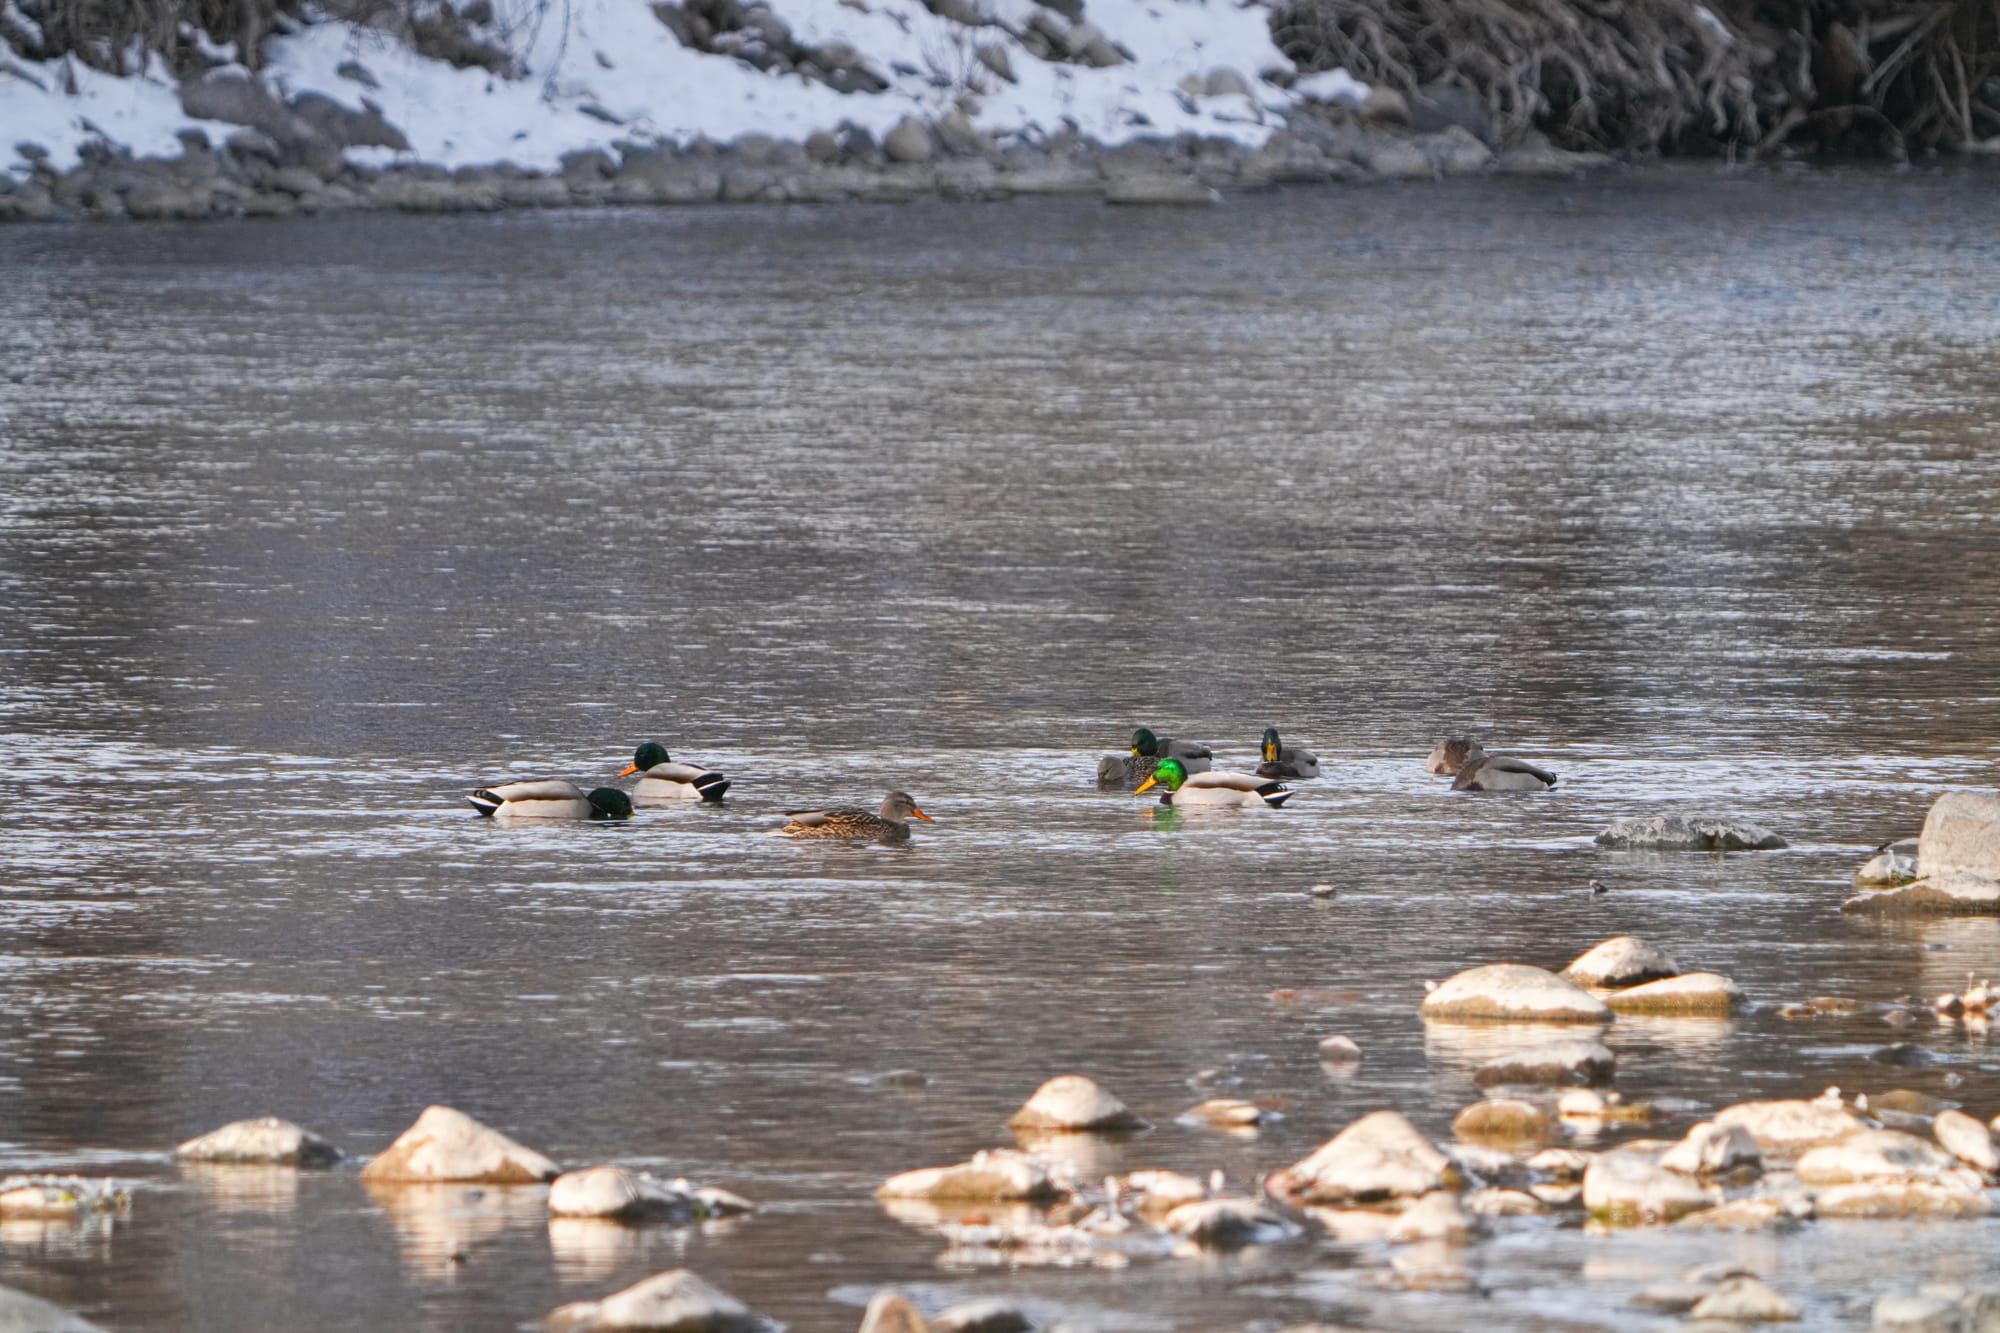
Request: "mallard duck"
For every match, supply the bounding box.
[1426,738,1484,776]
[1136,758,1292,809]
[780,791,934,840]
[468,781,634,820]
[618,741,729,801]
[1254,727,1320,779]
[1134,727,1213,769]
[1452,753,1558,792]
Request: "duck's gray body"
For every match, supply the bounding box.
[1451,754,1558,792]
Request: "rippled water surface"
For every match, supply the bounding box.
[2,166,2000,1330]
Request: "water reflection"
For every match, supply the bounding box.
[363,1183,551,1279]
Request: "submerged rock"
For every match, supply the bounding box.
[546,1268,765,1331]
[1594,813,1787,851]
[175,1117,343,1167]
[1317,1034,1363,1063]
[1267,1109,1455,1205]
[877,1149,1073,1203]
[1603,971,1743,1016]
[1561,936,1681,988]
[0,1176,129,1220]
[1007,1075,1148,1133]
[358,1105,559,1184]
[548,1167,702,1221]
[1473,1038,1614,1087]
[0,1284,103,1332]
[1689,1274,1801,1323]
[1181,1098,1274,1131]
[1419,964,1610,1024]
[1812,1180,1990,1219]
[1917,790,2000,880]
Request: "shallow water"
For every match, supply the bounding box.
[2,165,2000,1330]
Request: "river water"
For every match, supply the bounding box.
[1,165,1998,1331]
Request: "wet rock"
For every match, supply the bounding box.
[877,1149,1072,1202]
[1267,1109,1454,1205]
[1448,1142,1530,1190]
[548,1167,703,1221]
[1676,1195,1810,1231]
[0,1284,103,1332]
[1317,1034,1362,1063]
[1690,1274,1801,1323]
[1581,1148,1718,1223]
[1161,1196,1297,1249]
[1918,790,2000,879]
[546,1268,764,1331]
[1796,1129,1970,1186]
[1813,1180,1990,1219]
[1420,963,1610,1023]
[1181,1098,1273,1130]
[1115,1168,1206,1218]
[1474,1038,1614,1087]
[1604,971,1743,1016]
[1659,1121,1761,1177]
[1715,1098,1867,1153]
[1843,870,2000,915]
[1933,1109,1999,1175]
[1561,936,1682,988]
[175,1117,343,1167]
[1555,1088,1654,1123]
[1491,129,1616,176]
[1387,1189,1473,1243]
[1451,1097,1554,1146]
[1872,1042,1936,1067]
[882,118,934,164]
[1361,138,1433,179]
[1008,1075,1147,1133]
[855,1292,928,1333]
[931,1299,1033,1333]
[1857,838,1921,886]
[124,183,210,220]
[358,1105,560,1184]
[1873,1291,1973,1332]
[1103,177,1219,206]
[1594,813,1787,851]
[1463,1187,1545,1216]
[1527,1147,1593,1180]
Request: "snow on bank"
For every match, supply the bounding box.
[3,0,1364,175]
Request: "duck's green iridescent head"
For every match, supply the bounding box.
[1134,757,1187,795]
[1262,728,1283,764]
[587,787,635,819]
[1130,727,1162,758]
[621,741,671,776]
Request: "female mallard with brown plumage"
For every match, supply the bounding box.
[1428,738,1557,791]
[1135,758,1292,809]
[779,791,934,840]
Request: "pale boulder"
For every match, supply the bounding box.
[1160,1196,1297,1249]
[1604,972,1743,1016]
[0,1284,103,1332]
[1714,1099,1866,1153]
[546,1268,764,1331]
[1933,1109,1999,1175]
[359,1105,559,1184]
[1594,813,1786,850]
[1917,790,2000,879]
[1842,869,2000,915]
[855,1291,928,1333]
[1007,1075,1148,1133]
[1419,964,1610,1023]
[1690,1274,1801,1323]
[1796,1130,1970,1186]
[1560,936,1681,988]
[1386,1189,1473,1243]
[548,1167,696,1221]
[1813,1180,1990,1219]
[175,1117,343,1167]
[1659,1120,1761,1177]
[1266,1109,1455,1205]
[877,1149,1071,1203]
[1451,1097,1554,1146]
[1580,1148,1718,1223]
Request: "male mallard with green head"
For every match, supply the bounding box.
[1098,727,1214,788]
[618,741,730,802]
[780,791,934,841]
[1135,758,1292,809]
[1254,727,1320,779]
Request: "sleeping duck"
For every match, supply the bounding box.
[1135,757,1292,809]
[779,791,934,841]
[618,742,730,802]
[468,780,634,820]
[1426,738,1484,776]
[1452,753,1558,792]
[1254,727,1321,780]
[1099,727,1214,788]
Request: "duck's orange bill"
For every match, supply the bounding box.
[617,764,639,777]
[909,808,935,822]
[1134,776,1158,795]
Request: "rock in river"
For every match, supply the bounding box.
[175,1117,344,1167]
[1452,1097,1555,1146]
[1561,936,1681,988]
[547,1268,766,1331]
[1420,964,1610,1023]
[1161,1196,1298,1249]
[1714,1098,1867,1154]
[1580,1147,1718,1224]
[0,1284,103,1332]
[1659,1120,1762,1177]
[1603,972,1743,1016]
[1933,1108,2000,1176]
[549,1167,704,1221]
[1842,869,2000,916]
[1594,813,1787,851]
[358,1105,560,1184]
[1689,1274,1801,1323]
[1855,838,1919,887]
[1917,790,2000,879]
[1795,1130,1971,1187]
[1007,1075,1149,1133]
[1266,1109,1455,1205]
[877,1149,1073,1203]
